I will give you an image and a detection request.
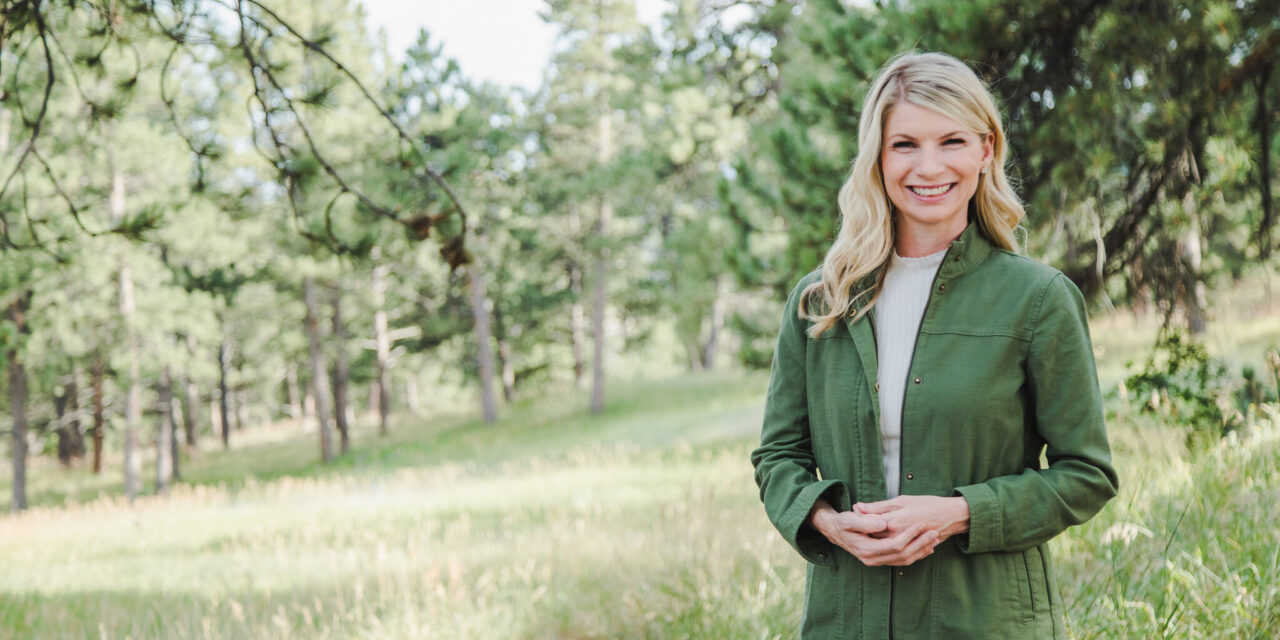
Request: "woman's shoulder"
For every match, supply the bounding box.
[981,248,1078,295]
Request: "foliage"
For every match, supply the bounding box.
[1122,331,1280,447]
[728,0,1280,324]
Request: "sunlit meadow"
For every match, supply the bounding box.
[2,279,1279,639]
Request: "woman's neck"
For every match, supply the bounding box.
[894,219,969,258]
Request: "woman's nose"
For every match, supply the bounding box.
[915,146,945,177]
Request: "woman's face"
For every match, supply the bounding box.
[880,101,992,242]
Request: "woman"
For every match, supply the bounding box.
[751,52,1118,639]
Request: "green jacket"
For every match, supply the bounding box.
[751,223,1118,639]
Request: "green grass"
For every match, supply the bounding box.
[2,298,1280,638]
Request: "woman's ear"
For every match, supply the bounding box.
[981,133,994,172]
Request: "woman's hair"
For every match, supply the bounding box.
[799,51,1025,337]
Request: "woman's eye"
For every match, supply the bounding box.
[891,141,915,149]
[944,138,966,146]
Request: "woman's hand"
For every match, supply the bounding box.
[808,498,942,567]
[854,495,971,544]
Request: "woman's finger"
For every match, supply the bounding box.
[850,523,926,562]
[853,499,901,514]
[837,511,887,534]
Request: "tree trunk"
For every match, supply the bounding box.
[120,259,142,502]
[467,266,498,423]
[91,355,105,474]
[183,377,199,449]
[155,366,174,495]
[8,294,30,512]
[498,338,515,403]
[1258,65,1274,259]
[169,371,182,481]
[568,210,587,389]
[55,385,70,464]
[218,331,231,448]
[700,275,726,371]
[330,285,351,454]
[183,333,200,448]
[1180,192,1208,335]
[286,364,303,422]
[304,277,335,463]
[590,111,613,415]
[372,257,392,435]
[234,388,248,431]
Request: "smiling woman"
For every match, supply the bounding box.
[750,52,1119,640]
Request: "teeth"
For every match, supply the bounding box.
[910,184,952,197]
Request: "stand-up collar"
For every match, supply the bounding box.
[850,222,994,313]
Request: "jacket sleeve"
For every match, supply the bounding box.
[953,273,1119,554]
[750,277,849,567]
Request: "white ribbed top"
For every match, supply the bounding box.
[875,247,946,497]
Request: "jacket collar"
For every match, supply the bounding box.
[849,221,993,313]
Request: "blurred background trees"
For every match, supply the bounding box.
[1,0,1277,511]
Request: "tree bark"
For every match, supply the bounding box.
[155,366,174,495]
[8,294,30,512]
[700,275,726,371]
[182,333,200,448]
[1258,65,1274,259]
[234,388,248,432]
[120,260,141,502]
[90,355,105,474]
[218,330,231,448]
[498,337,515,403]
[169,370,182,481]
[590,111,613,415]
[371,256,392,435]
[304,277,335,462]
[54,376,83,466]
[285,363,303,422]
[1180,191,1208,335]
[568,210,586,389]
[330,284,351,454]
[467,266,498,423]
[182,376,199,449]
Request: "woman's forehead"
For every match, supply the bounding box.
[883,101,974,138]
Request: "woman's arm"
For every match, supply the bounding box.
[950,273,1119,553]
[750,276,849,567]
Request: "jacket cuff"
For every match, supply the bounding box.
[782,479,847,567]
[953,482,1003,554]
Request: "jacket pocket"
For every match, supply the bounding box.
[1025,545,1052,619]
[1014,551,1036,623]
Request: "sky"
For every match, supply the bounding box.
[358,0,668,92]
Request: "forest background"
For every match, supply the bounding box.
[1,0,1279,638]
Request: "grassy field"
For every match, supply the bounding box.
[2,292,1279,639]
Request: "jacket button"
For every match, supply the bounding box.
[818,552,828,559]
[874,381,880,392]
[913,377,922,385]
[896,569,905,577]
[939,283,946,291]
[905,472,915,480]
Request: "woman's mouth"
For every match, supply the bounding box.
[908,183,955,198]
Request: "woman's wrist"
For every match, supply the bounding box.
[808,498,837,537]
[941,496,971,538]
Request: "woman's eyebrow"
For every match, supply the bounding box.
[885,130,969,140]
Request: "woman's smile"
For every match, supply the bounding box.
[907,183,955,199]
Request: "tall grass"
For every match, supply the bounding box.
[2,301,1279,638]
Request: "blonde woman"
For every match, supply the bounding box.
[751,52,1118,639]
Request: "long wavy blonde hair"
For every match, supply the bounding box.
[800,52,1025,337]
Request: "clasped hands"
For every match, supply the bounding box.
[808,495,970,567]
